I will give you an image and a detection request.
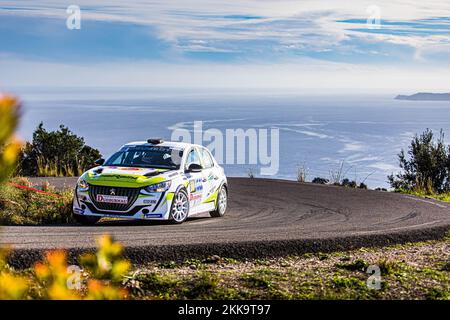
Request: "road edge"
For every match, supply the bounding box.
[8,224,449,269]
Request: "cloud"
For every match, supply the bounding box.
[1,0,449,60]
[1,0,450,90]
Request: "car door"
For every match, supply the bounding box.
[199,147,219,206]
[184,147,204,208]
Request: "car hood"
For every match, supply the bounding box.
[81,166,177,188]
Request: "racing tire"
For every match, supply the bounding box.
[169,188,190,224]
[73,214,101,226]
[209,185,227,218]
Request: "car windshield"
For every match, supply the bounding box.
[104,146,183,170]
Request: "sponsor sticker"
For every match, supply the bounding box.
[144,213,163,218]
[189,178,203,193]
[96,194,128,204]
[189,194,201,201]
[119,167,143,171]
[189,193,202,205]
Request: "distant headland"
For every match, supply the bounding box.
[395,92,450,101]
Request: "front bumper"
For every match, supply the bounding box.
[73,186,173,220]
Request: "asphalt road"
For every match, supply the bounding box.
[2,177,449,267]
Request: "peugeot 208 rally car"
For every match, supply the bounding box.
[72,139,228,225]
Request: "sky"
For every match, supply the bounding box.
[0,0,449,92]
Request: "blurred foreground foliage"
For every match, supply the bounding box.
[0,95,22,184]
[0,235,129,300]
[0,94,128,299]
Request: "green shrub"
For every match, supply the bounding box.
[243,273,272,289]
[440,261,450,272]
[426,288,449,300]
[332,276,366,289]
[341,178,357,188]
[377,259,402,275]
[0,179,74,225]
[336,259,369,272]
[388,129,450,193]
[312,177,329,184]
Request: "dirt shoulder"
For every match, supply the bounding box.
[125,235,450,300]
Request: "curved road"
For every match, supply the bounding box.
[2,177,449,267]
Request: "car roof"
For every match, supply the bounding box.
[121,141,205,150]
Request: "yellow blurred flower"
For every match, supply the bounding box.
[80,234,130,283]
[33,250,82,300]
[86,280,128,300]
[0,272,28,300]
[1,234,129,300]
[34,262,51,280]
[0,94,22,183]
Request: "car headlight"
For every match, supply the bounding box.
[77,179,89,191]
[143,180,172,193]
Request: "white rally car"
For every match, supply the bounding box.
[73,139,228,225]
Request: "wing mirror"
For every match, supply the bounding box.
[94,158,105,166]
[186,163,202,173]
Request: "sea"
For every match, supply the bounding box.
[10,87,450,188]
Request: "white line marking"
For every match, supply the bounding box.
[403,195,448,209]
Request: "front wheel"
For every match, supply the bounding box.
[210,185,227,218]
[170,189,190,224]
[73,214,101,225]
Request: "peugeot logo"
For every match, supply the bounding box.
[110,188,116,196]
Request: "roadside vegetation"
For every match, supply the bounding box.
[0,95,75,225]
[17,123,101,177]
[0,95,128,300]
[0,176,74,225]
[0,95,21,183]
[388,129,450,202]
[299,161,368,189]
[295,129,450,200]
[125,234,449,300]
[1,234,448,300]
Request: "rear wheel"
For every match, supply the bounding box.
[170,189,190,224]
[73,214,101,225]
[210,185,227,218]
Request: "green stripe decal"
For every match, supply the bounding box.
[203,189,219,204]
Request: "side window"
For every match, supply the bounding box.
[185,148,201,169]
[200,148,214,169]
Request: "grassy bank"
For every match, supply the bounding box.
[0,177,74,225]
[2,234,448,300]
[396,188,450,203]
[125,236,450,300]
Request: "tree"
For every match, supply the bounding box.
[18,123,101,177]
[0,95,21,183]
[388,129,450,193]
[312,177,329,184]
